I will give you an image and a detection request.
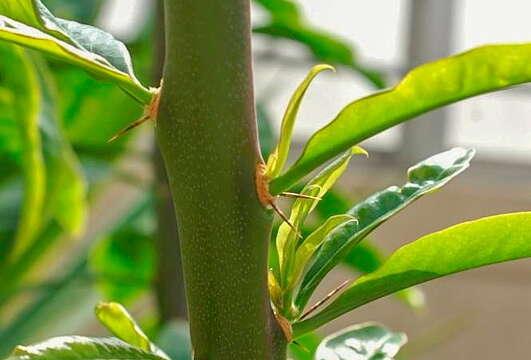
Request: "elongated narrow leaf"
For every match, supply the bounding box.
[269,43,531,194]
[266,64,334,178]
[0,14,151,104]
[95,302,151,351]
[315,323,406,360]
[343,243,425,310]
[0,44,45,261]
[314,190,424,309]
[289,215,356,290]
[277,147,364,283]
[294,212,531,337]
[253,0,385,88]
[295,148,474,310]
[7,336,167,360]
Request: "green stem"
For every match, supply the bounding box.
[158,1,286,358]
[152,0,187,322]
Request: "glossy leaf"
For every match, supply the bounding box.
[290,332,322,360]
[315,323,406,360]
[0,44,45,261]
[266,64,334,178]
[290,215,356,291]
[95,302,151,351]
[0,11,151,104]
[269,43,531,194]
[342,243,425,310]
[295,148,475,310]
[313,189,425,310]
[253,0,385,88]
[294,212,531,337]
[6,336,167,360]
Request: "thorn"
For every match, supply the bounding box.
[270,201,302,239]
[108,115,150,143]
[280,192,322,201]
[108,81,163,143]
[299,280,350,321]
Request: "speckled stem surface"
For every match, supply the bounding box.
[157,0,286,358]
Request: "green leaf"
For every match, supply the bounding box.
[314,323,407,360]
[289,332,322,360]
[95,302,151,352]
[295,148,474,311]
[276,147,364,284]
[7,336,168,360]
[290,215,356,291]
[253,0,385,89]
[294,212,531,337]
[0,3,151,104]
[313,190,425,310]
[0,44,45,261]
[269,43,531,194]
[266,64,334,178]
[342,243,425,310]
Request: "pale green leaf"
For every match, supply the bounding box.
[95,302,151,352]
[294,212,531,337]
[7,336,168,360]
[295,148,474,311]
[266,64,334,178]
[269,44,531,194]
[276,147,364,283]
[315,323,406,360]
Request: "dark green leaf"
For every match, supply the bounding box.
[295,148,474,311]
[7,336,168,360]
[314,323,406,360]
[269,43,531,194]
[294,212,531,337]
[0,0,151,104]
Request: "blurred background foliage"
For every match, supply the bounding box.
[0,1,421,359]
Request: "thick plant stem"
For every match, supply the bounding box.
[158,1,286,359]
[152,0,187,322]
